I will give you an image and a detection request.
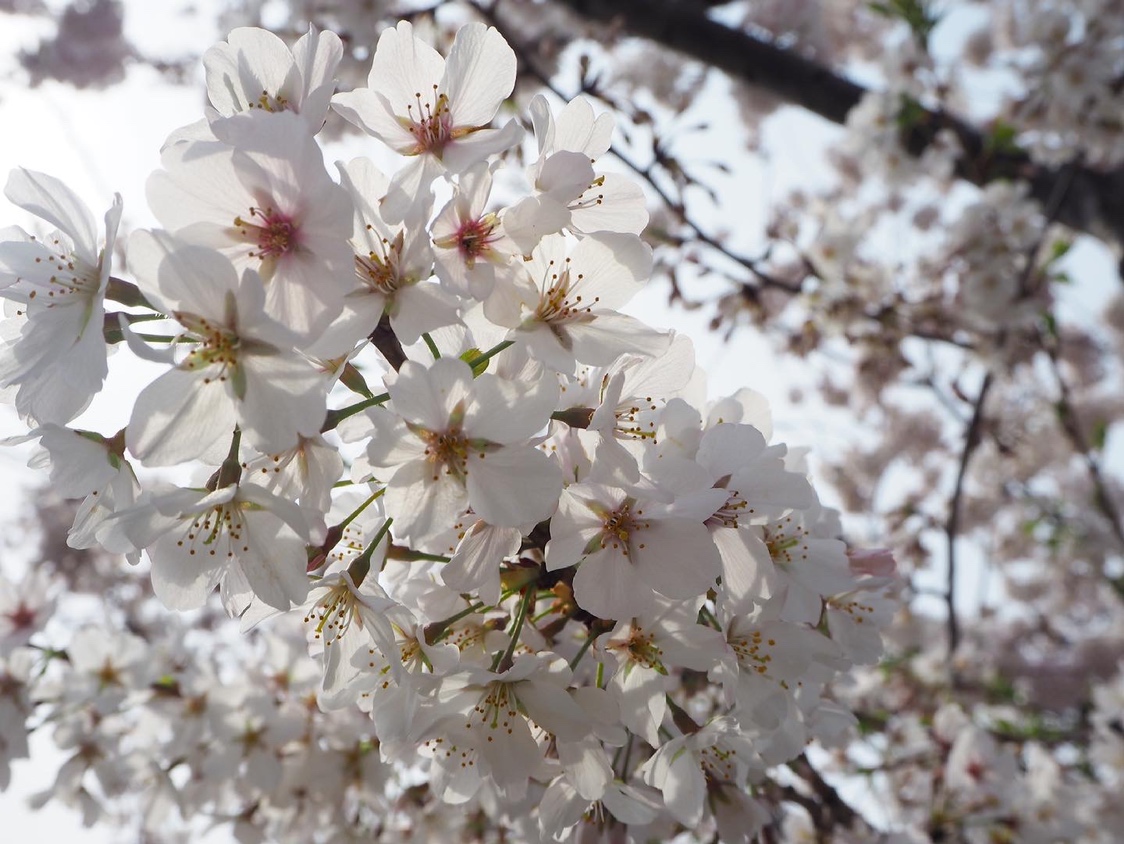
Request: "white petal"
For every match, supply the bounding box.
[5,169,97,265]
[634,519,721,599]
[572,547,653,620]
[443,24,516,129]
[387,357,472,432]
[127,368,237,466]
[465,446,561,527]
[238,352,328,453]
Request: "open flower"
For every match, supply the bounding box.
[331,21,523,222]
[503,95,647,253]
[333,156,459,348]
[147,110,354,340]
[0,169,121,423]
[125,233,329,466]
[104,480,311,612]
[485,232,669,374]
[545,481,724,620]
[363,356,562,543]
[204,25,344,132]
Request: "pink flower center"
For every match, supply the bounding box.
[405,85,453,156]
[453,215,499,263]
[234,206,298,260]
[4,601,38,633]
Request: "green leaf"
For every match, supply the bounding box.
[895,95,927,130]
[1048,238,1073,263]
[985,119,1022,156]
[1040,311,1058,339]
[1092,419,1109,451]
[868,0,941,44]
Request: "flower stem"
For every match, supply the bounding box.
[493,586,534,672]
[465,340,514,373]
[348,517,393,587]
[422,332,441,359]
[321,392,391,432]
[568,632,596,671]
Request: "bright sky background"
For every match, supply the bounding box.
[0,1,1120,840]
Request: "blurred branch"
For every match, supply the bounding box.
[1044,338,1124,555]
[549,0,1124,253]
[944,370,992,663]
[784,753,863,835]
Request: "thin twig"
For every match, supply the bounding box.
[1043,340,1124,553]
[943,158,1080,663]
[944,369,992,661]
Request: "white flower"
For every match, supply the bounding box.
[486,233,669,373]
[597,596,725,745]
[639,717,763,828]
[204,25,344,132]
[740,504,857,625]
[432,162,519,300]
[147,111,354,339]
[125,234,329,465]
[545,481,723,620]
[420,653,591,801]
[332,21,523,222]
[504,95,647,253]
[239,434,343,542]
[710,607,843,734]
[0,568,56,654]
[441,520,523,606]
[0,169,121,423]
[363,356,562,542]
[335,156,460,347]
[105,481,311,612]
[27,424,139,554]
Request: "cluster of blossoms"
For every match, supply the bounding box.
[0,22,903,841]
[821,653,1124,844]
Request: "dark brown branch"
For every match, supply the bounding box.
[787,754,862,833]
[369,314,407,372]
[550,0,1124,252]
[944,371,992,661]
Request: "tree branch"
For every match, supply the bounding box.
[944,370,992,662]
[550,0,1124,252]
[1044,339,1124,555]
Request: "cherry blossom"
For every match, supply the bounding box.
[105,479,311,612]
[332,20,522,222]
[204,25,344,132]
[485,232,670,373]
[504,95,647,253]
[0,168,121,423]
[362,356,562,542]
[0,16,926,843]
[125,234,329,465]
[147,110,354,339]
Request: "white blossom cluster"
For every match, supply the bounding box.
[0,22,902,842]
